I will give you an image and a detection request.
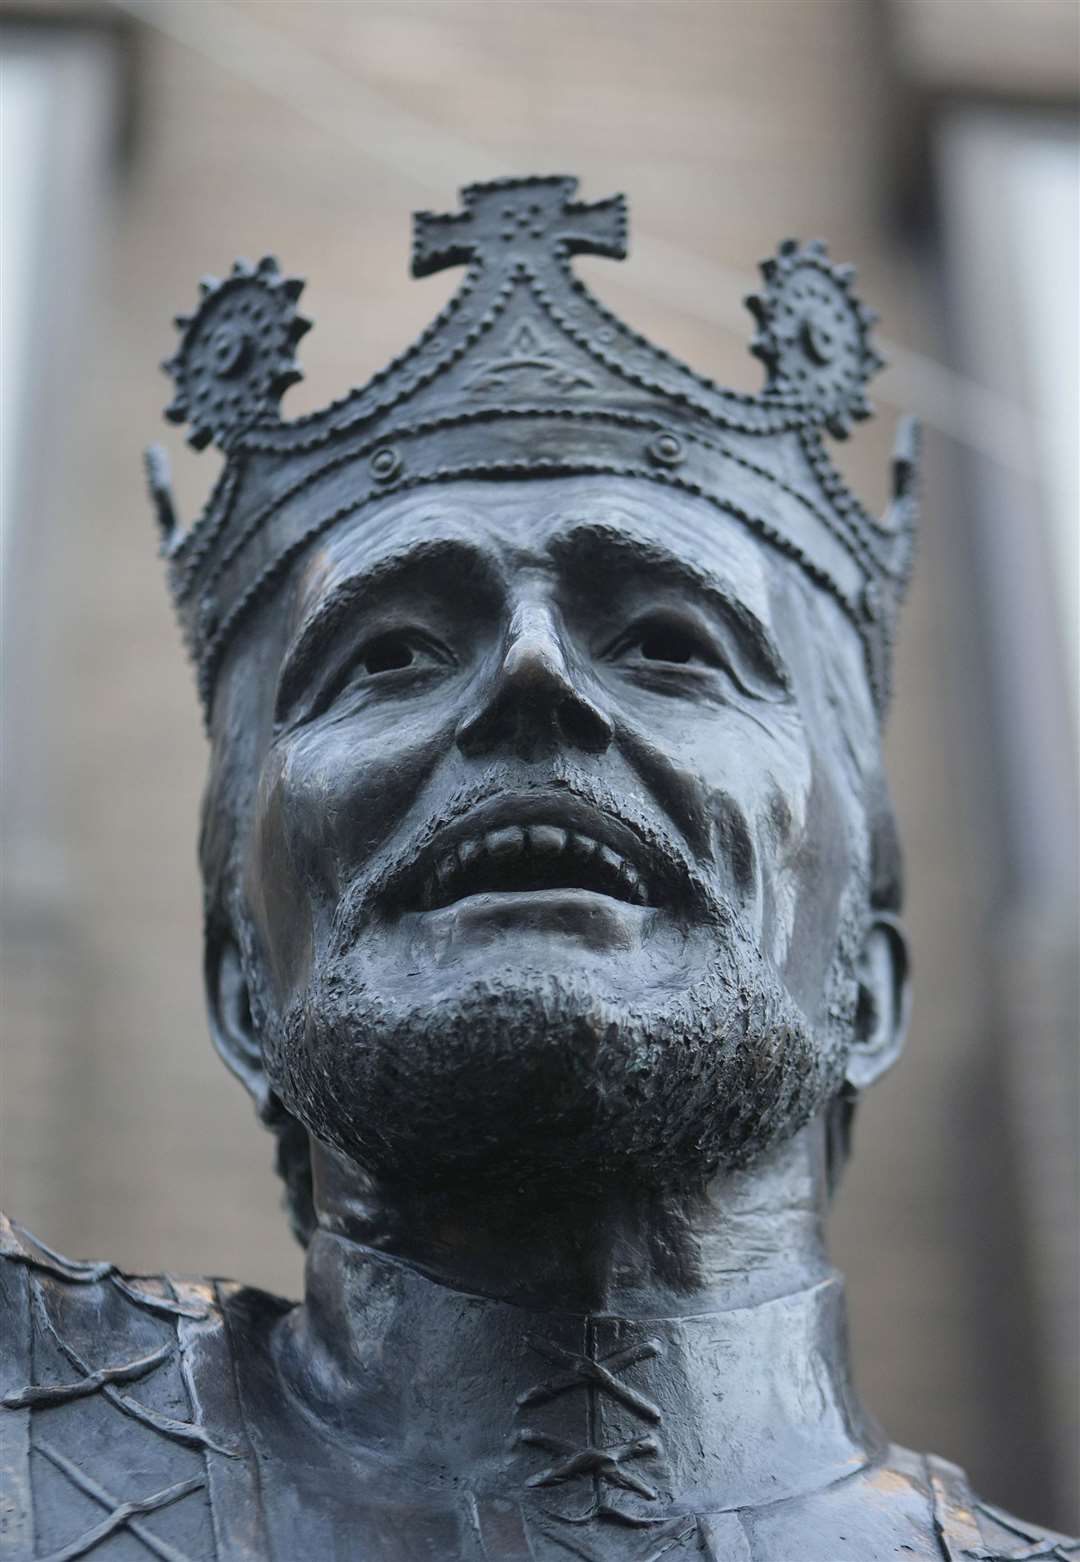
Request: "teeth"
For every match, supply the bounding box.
[527,824,567,856]
[486,825,526,858]
[415,823,651,908]
[597,845,623,876]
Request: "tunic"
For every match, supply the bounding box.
[2,1215,1076,1562]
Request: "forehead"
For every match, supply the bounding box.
[290,476,776,623]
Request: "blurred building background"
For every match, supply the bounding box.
[2,0,1077,1532]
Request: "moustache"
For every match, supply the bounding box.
[328,763,726,951]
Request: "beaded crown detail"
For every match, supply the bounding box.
[147,176,917,718]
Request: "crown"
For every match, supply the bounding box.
[147,176,917,720]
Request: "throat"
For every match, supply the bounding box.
[307,1125,833,1315]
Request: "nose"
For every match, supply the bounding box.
[456,601,613,759]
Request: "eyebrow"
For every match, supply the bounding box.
[549,521,791,690]
[275,536,502,717]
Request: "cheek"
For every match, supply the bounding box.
[621,699,819,946]
[753,779,806,968]
[703,711,813,940]
[619,700,810,901]
[244,714,454,1002]
[297,708,454,870]
[777,755,858,1016]
[245,745,319,1011]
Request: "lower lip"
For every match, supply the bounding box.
[406,888,656,953]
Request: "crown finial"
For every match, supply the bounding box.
[162,256,311,451]
[745,239,884,438]
[411,176,628,280]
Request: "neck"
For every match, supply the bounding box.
[309,1126,833,1314]
[275,1123,881,1519]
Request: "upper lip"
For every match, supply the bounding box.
[386,792,679,913]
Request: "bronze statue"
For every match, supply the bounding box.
[2,178,1075,1562]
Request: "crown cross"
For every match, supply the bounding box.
[412,176,628,279]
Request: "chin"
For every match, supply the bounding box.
[258,917,857,1196]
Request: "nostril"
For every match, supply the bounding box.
[455,704,487,756]
[558,694,612,755]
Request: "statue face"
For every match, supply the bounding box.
[235,476,879,1191]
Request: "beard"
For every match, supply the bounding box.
[254,891,860,1196]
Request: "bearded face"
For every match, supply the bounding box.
[227,478,879,1194]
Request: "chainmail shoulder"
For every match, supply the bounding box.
[0,1212,266,1562]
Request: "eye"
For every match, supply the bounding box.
[637,624,702,664]
[359,632,425,675]
[277,625,457,729]
[606,615,715,669]
[328,629,454,709]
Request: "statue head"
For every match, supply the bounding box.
[148,179,916,1241]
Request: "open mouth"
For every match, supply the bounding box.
[418,825,649,911]
[389,796,667,914]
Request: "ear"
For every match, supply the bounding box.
[205,929,272,1116]
[844,912,910,1091]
